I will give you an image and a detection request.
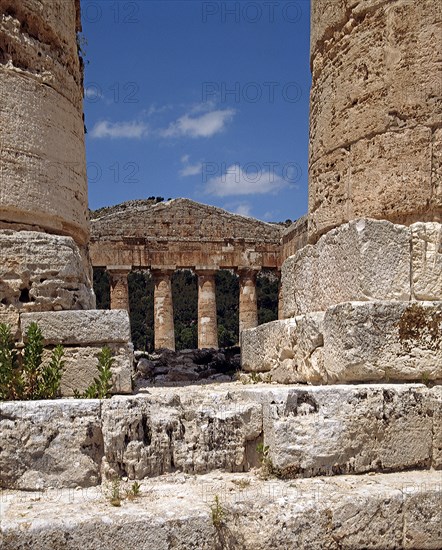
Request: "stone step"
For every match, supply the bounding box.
[1,383,440,490]
[1,470,441,549]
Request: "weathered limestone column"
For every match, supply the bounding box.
[152,269,175,351]
[277,273,284,321]
[108,267,131,311]
[238,269,258,334]
[308,0,442,243]
[197,270,218,349]
[0,0,95,311]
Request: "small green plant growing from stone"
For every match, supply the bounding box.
[256,442,275,479]
[125,481,142,501]
[108,478,122,507]
[0,322,64,401]
[74,346,114,399]
[210,495,225,528]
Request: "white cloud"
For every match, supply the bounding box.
[205,164,288,197]
[90,120,149,139]
[232,203,252,217]
[180,163,202,177]
[161,108,235,138]
[179,154,202,177]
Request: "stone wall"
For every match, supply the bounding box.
[308,0,442,243]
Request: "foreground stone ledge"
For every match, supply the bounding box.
[0,400,102,490]
[1,385,440,491]
[20,310,131,345]
[0,470,440,549]
[250,384,441,479]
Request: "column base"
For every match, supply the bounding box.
[0,230,95,312]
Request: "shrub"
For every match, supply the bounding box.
[0,322,64,401]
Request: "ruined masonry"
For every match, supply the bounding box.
[0,0,133,395]
[0,0,441,548]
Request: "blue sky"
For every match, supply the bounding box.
[81,0,311,222]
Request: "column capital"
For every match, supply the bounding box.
[237,267,259,278]
[195,268,218,276]
[150,265,176,274]
[107,265,132,275]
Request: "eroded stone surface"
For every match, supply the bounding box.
[101,391,262,478]
[20,310,131,345]
[1,384,440,492]
[258,385,436,478]
[0,399,102,490]
[56,343,133,396]
[323,301,442,383]
[0,470,440,549]
[308,0,442,242]
[0,231,95,312]
[282,219,411,317]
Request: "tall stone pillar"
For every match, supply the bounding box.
[197,270,218,349]
[152,269,175,351]
[238,269,258,334]
[308,0,442,243]
[277,273,284,321]
[0,0,95,311]
[108,267,131,311]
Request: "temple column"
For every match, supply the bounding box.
[197,270,218,349]
[152,269,175,351]
[238,269,258,334]
[108,266,131,311]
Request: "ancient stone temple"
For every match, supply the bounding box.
[0,0,132,395]
[89,198,283,350]
[1,0,441,547]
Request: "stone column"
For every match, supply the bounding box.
[197,270,218,349]
[152,269,175,351]
[108,267,131,311]
[238,269,258,334]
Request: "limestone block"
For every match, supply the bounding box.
[1,470,441,549]
[54,344,133,396]
[430,386,442,469]
[350,127,433,223]
[323,301,442,383]
[0,310,20,339]
[20,310,132,345]
[0,399,102,490]
[282,219,411,317]
[411,222,442,301]
[261,385,436,478]
[403,487,442,549]
[433,128,442,211]
[0,230,95,311]
[101,392,262,479]
[241,320,298,374]
[241,314,325,384]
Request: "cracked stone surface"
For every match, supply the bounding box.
[0,470,440,549]
[1,384,440,491]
